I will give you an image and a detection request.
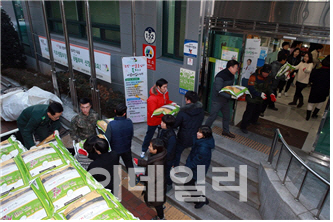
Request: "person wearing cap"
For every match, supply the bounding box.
[240,64,275,134]
[205,60,239,138]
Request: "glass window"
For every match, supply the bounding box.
[163,1,186,60]
[46,0,120,46]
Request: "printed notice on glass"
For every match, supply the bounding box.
[38,36,111,83]
[179,68,195,95]
[122,57,148,123]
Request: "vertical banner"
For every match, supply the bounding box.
[143,44,156,70]
[122,57,148,123]
[38,36,111,83]
[241,39,261,80]
[179,68,195,95]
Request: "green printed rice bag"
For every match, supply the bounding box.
[18,144,68,180]
[0,135,26,163]
[0,184,52,220]
[97,118,114,132]
[220,85,251,99]
[276,62,295,78]
[63,191,137,220]
[0,157,29,199]
[37,165,92,212]
[152,103,180,117]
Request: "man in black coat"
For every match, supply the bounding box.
[205,60,239,138]
[173,91,204,168]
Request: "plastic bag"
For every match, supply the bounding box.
[0,86,62,121]
[96,118,114,132]
[276,62,295,78]
[0,135,27,163]
[220,85,251,99]
[152,103,180,117]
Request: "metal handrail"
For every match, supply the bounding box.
[268,129,330,220]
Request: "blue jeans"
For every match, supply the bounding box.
[141,125,158,152]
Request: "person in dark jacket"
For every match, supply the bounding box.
[158,115,176,192]
[173,91,204,168]
[105,103,134,173]
[134,138,167,220]
[261,53,287,114]
[205,60,239,138]
[17,102,63,149]
[306,55,330,120]
[185,125,215,209]
[241,64,274,134]
[278,41,290,58]
[283,48,302,97]
[87,137,119,193]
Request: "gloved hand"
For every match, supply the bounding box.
[231,95,237,99]
[270,94,277,102]
[291,74,295,78]
[171,102,177,106]
[261,92,267,100]
[285,74,290,80]
[78,148,88,156]
[133,158,138,165]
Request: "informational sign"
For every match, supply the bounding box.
[38,36,111,83]
[187,58,193,66]
[143,44,156,70]
[184,39,198,58]
[122,57,148,123]
[257,47,268,67]
[144,27,156,44]
[179,68,195,95]
[214,59,228,76]
[221,46,239,61]
[241,39,261,80]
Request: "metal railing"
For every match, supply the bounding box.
[268,129,330,220]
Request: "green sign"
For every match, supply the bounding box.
[221,46,239,61]
[179,68,195,95]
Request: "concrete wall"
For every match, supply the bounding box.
[2,1,203,105]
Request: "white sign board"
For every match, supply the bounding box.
[38,36,111,83]
[122,57,148,123]
[241,39,261,80]
[184,39,198,58]
[214,59,228,77]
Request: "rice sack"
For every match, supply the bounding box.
[220,85,251,99]
[0,135,26,163]
[0,158,29,198]
[0,185,52,220]
[63,191,137,220]
[37,165,92,212]
[18,144,68,180]
[276,62,295,78]
[152,103,180,117]
[97,118,114,133]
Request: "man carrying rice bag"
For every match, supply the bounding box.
[205,60,239,138]
[141,78,174,158]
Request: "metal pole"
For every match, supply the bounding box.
[84,0,101,119]
[25,1,40,73]
[59,0,79,113]
[295,170,308,201]
[315,186,330,219]
[282,156,293,185]
[268,130,279,164]
[274,143,284,172]
[41,0,60,98]
[312,98,330,150]
[131,0,136,56]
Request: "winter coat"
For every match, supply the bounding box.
[70,109,98,141]
[287,55,301,78]
[308,66,330,103]
[173,102,204,147]
[293,62,314,84]
[105,116,133,155]
[147,85,173,126]
[158,128,177,162]
[138,149,167,207]
[269,60,284,89]
[17,104,61,149]
[185,136,215,181]
[211,68,235,103]
[246,68,273,104]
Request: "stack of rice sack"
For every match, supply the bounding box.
[96,118,114,133]
[220,85,251,99]
[0,135,138,220]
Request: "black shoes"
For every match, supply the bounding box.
[194,198,209,209]
[259,112,264,117]
[288,102,297,105]
[241,128,248,134]
[297,103,304,108]
[222,131,236,138]
[268,106,278,111]
[251,122,260,125]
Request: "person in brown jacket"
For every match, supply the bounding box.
[134,138,167,220]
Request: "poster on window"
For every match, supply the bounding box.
[179,68,195,95]
[241,39,261,80]
[221,46,239,61]
[38,36,111,83]
[122,57,148,123]
[214,59,228,77]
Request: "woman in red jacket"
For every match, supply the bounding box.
[141,78,173,158]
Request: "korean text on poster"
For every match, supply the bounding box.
[184,40,198,58]
[122,57,148,123]
[143,44,156,70]
[179,68,195,95]
[38,36,111,83]
[221,46,239,61]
